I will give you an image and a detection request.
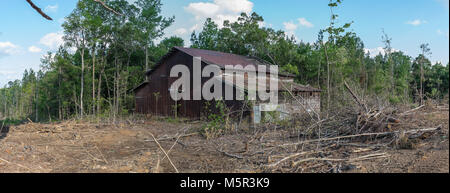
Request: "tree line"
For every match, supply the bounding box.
[1,0,448,122]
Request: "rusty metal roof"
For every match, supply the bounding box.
[218,74,321,92]
[132,81,149,92]
[284,82,322,92]
[146,47,294,77]
[142,47,321,92]
[174,47,270,68]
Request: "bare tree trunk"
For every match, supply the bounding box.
[58,65,62,120]
[420,57,424,105]
[35,77,39,122]
[46,103,51,122]
[318,57,321,89]
[113,56,118,122]
[391,57,394,93]
[116,61,121,120]
[323,44,331,118]
[97,57,104,116]
[92,48,96,116]
[80,48,85,119]
[102,71,113,119]
[73,89,79,118]
[145,46,148,81]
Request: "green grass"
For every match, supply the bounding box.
[1,118,24,126]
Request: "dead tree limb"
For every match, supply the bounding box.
[292,153,389,167]
[344,81,367,112]
[216,148,244,159]
[161,134,182,162]
[26,0,53,20]
[144,132,198,142]
[28,0,123,21]
[267,151,311,168]
[400,105,425,116]
[93,0,123,16]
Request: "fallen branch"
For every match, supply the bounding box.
[94,145,109,164]
[267,151,312,168]
[216,148,244,160]
[161,134,183,162]
[145,133,198,142]
[0,157,31,171]
[150,133,179,173]
[292,153,389,167]
[400,105,425,116]
[276,126,442,148]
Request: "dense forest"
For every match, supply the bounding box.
[0,0,448,122]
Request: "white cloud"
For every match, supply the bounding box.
[406,19,427,26]
[28,46,42,53]
[174,28,188,36]
[40,32,64,50]
[283,21,299,40]
[281,18,313,40]
[283,21,298,31]
[364,47,400,57]
[0,41,20,58]
[214,0,253,14]
[184,0,254,29]
[0,70,19,80]
[298,18,314,28]
[44,5,58,12]
[185,2,220,19]
[0,70,23,87]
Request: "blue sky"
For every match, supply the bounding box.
[0,0,449,86]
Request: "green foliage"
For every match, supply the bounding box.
[1,118,24,126]
[0,0,181,122]
[189,0,448,110]
[201,100,229,138]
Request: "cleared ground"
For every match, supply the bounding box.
[0,107,448,173]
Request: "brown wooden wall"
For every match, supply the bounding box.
[135,50,319,119]
[135,51,203,118]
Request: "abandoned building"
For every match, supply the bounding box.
[133,47,321,123]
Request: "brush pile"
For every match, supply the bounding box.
[227,82,447,173]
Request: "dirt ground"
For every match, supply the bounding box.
[0,107,448,173]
